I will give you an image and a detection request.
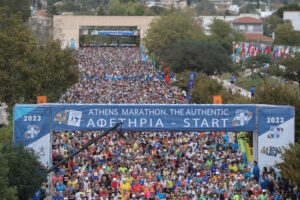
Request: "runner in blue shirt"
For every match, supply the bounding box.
[52,191,63,200]
[230,74,235,85]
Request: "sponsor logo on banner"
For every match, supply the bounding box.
[260,146,279,157]
[232,110,252,126]
[267,126,284,139]
[67,110,82,127]
[24,125,40,139]
[39,146,45,156]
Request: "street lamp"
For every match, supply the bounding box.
[232,41,236,55]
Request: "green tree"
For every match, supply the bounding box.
[56,1,81,13]
[195,0,216,15]
[146,6,170,16]
[0,148,17,199]
[275,3,300,18]
[239,3,257,13]
[275,143,300,192]
[161,40,232,75]
[191,73,250,104]
[209,18,233,39]
[174,71,250,104]
[274,23,300,45]
[96,5,105,15]
[0,143,47,200]
[0,0,31,22]
[208,18,244,55]
[108,0,127,15]
[144,12,205,55]
[125,2,145,16]
[263,14,290,37]
[244,54,273,79]
[270,54,300,89]
[0,9,79,105]
[253,83,300,143]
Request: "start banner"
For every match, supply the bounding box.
[13,104,294,168]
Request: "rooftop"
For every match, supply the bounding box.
[244,33,273,41]
[233,17,263,24]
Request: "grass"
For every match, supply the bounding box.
[221,72,244,80]
[236,75,278,90]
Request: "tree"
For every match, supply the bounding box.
[244,54,273,79]
[108,0,127,15]
[208,18,244,55]
[0,143,47,200]
[195,0,216,15]
[275,3,300,18]
[239,3,257,13]
[191,73,250,104]
[274,23,300,46]
[0,9,79,105]
[275,143,300,192]
[253,83,300,143]
[146,6,170,16]
[125,2,146,16]
[144,12,205,55]
[161,40,233,75]
[56,1,81,13]
[0,149,17,199]
[0,0,31,22]
[263,14,290,37]
[271,54,300,89]
[96,5,105,15]
[174,71,250,104]
[209,18,233,39]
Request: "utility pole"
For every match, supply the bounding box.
[47,122,126,173]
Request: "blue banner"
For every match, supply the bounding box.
[257,106,294,169]
[14,106,51,146]
[13,104,294,169]
[93,30,135,36]
[187,72,196,101]
[50,104,256,132]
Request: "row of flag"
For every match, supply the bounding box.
[233,42,298,59]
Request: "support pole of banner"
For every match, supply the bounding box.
[47,122,125,174]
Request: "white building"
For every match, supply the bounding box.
[283,11,300,31]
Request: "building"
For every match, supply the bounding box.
[209,0,233,11]
[54,16,157,49]
[283,11,300,31]
[232,16,272,42]
[196,14,259,35]
[232,16,264,34]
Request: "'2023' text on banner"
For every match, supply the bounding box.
[258,107,295,169]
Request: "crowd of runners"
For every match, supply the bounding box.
[52,47,298,200]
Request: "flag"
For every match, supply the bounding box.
[292,47,297,57]
[285,47,290,56]
[277,48,281,58]
[266,45,271,54]
[251,44,255,56]
[187,72,196,101]
[280,48,285,57]
[256,44,260,54]
[241,44,245,56]
[247,44,251,56]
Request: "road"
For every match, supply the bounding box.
[214,78,251,98]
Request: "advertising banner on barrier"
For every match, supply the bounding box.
[258,107,295,169]
[51,104,257,132]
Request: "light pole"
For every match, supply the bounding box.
[232,41,236,55]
